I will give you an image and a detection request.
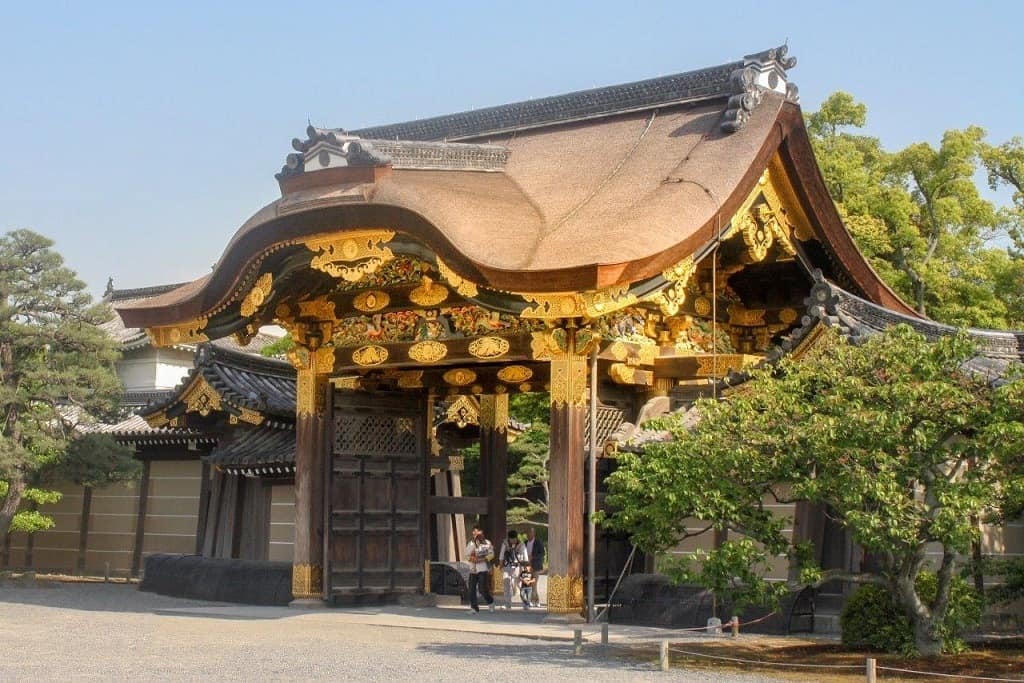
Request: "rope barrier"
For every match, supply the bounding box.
[876,666,1023,682]
[667,646,863,669]
[598,636,1023,681]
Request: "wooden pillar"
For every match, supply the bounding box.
[194,462,211,555]
[479,393,509,547]
[131,460,152,576]
[543,327,594,622]
[291,351,331,604]
[76,486,93,575]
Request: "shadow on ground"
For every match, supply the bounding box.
[416,641,654,673]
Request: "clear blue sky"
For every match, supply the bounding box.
[2,1,1021,297]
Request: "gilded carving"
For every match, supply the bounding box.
[518,383,532,393]
[184,377,222,416]
[728,303,766,327]
[608,363,637,385]
[296,370,328,417]
[649,255,697,316]
[240,273,273,318]
[739,207,773,262]
[297,299,340,323]
[468,336,510,360]
[547,574,584,615]
[408,276,449,307]
[496,365,533,383]
[145,411,169,428]
[303,230,396,282]
[435,258,480,298]
[778,308,798,325]
[693,296,712,317]
[443,368,477,386]
[332,376,363,391]
[695,354,756,377]
[479,394,509,433]
[408,340,448,363]
[636,344,659,366]
[520,285,637,320]
[352,290,390,313]
[550,350,588,408]
[445,395,479,428]
[292,563,323,600]
[606,341,630,362]
[352,344,389,366]
[530,329,567,361]
[396,370,424,389]
[146,317,209,347]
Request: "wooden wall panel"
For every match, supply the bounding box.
[269,483,295,562]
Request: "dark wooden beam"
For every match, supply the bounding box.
[76,486,93,575]
[131,460,152,577]
[194,462,211,555]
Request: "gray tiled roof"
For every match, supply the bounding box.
[204,425,294,471]
[141,343,296,420]
[350,60,742,142]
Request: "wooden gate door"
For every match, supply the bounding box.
[328,391,427,602]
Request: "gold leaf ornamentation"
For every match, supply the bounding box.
[608,363,636,385]
[397,370,424,389]
[479,394,508,433]
[778,308,798,325]
[442,368,477,386]
[497,365,533,383]
[445,395,479,428]
[693,296,712,317]
[352,290,390,313]
[408,276,449,307]
[728,304,766,327]
[547,574,584,615]
[183,377,222,416]
[292,563,323,600]
[146,317,209,347]
[240,273,273,318]
[468,336,510,360]
[408,340,448,363]
[519,285,637,320]
[332,376,362,391]
[435,258,479,298]
[739,208,772,262]
[518,383,532,393]
[352,345,389,366]
[303,230,396,282]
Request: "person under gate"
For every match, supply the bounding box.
[465,525,495,614]
[497,530,528,610]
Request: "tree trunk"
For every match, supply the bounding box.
[0,473,26,563]
[913,616,943,658]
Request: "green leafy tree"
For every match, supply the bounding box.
[981,136,1024,246]
[603,326,1024,656]
[808,93,1021,328]
[0,230,124,557]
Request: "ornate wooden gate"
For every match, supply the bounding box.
[328,391,427,602]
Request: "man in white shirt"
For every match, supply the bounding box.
[497,530,529,609]
[464,525,495,613]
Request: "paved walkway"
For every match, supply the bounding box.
[0,582,789,682]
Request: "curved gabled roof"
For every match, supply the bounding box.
[116,46,917,330]
[140,343,295,421]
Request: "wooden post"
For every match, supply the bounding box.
[573,629,583,656]
[291,359,330,605]
[865,657,876,683]
[76,486,93,575]
[731,615,739,638]
[479,394,509,547]
[131,460,151,576]
[659,640,669,671]
[543,327,591,622]
[194,462,211,555]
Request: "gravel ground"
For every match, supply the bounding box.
[0,583,788,682]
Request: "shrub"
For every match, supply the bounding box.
[840,573,982,655]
